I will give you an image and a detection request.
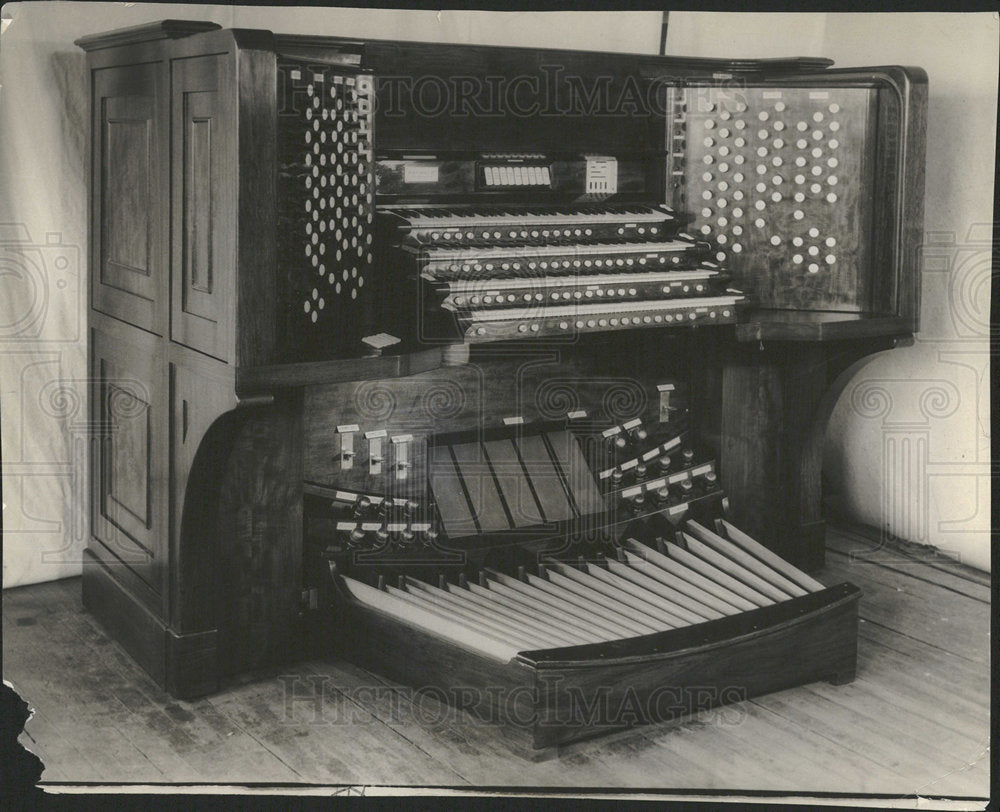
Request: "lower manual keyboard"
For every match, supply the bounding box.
[457,294,745,341]
[429,268,724,310]
[413,239,709,279]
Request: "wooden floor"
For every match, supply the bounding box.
[3,524,990,797]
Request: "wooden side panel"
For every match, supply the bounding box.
[215,396,304,679]
[171,53,236,361]
[234,37,278,367]
[718,338,900,572]
[168,349,237,629]
[92,62,168,333]
[90,319,168,612]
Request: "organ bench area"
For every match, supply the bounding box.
[77,21,926,751]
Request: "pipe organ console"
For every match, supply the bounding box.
[77,21,926,750]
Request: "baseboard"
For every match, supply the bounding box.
[82,548,220,699]
[82,548,168,686]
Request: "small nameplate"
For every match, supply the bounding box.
[646,477,667,491]
[622,486,642,498]
[365,429,388,439]
[337,424,360,434]
[602,426,622,438]
[404,164,440,184]
[584,155,618,194]
[809,91,830,99]
[620,459,638,471]
[623,418,642,430]
[668,471,691,484]
[656,383,675,393]
[762,91,782,99]
[567,410,587,420]
[502,416,525,425]
[391,434,414,444]
[691,463,713,477]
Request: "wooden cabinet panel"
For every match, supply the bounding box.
[171,54,235,361]
[168,352,236,632]
[92,62,168,334]
[90,322,168,609]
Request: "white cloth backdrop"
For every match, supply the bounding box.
[0,3,662,588]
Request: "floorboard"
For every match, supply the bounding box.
[2,525,990,797]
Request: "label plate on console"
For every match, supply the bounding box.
[404,164,440,184]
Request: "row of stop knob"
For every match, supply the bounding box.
[347,494,422,518]
[616,470,719,513]
[608,447,696,486]
[341,522,440,549]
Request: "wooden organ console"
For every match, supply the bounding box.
[77,21,926,750]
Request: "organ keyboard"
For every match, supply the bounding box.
[381,203,681,244]
[77,20,925,754]
[383,203,745,342]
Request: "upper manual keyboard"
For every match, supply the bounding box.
[381,203,683,246]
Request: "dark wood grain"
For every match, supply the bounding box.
[75,20,221,51]
[735,310,913,342]
[235,345,453,396]
[89,316,169,613]
[529,584,859,747]
[90,61,169,335]
[719,337,901,571]
[167,348,238,635]
[170,52,236,362]
[215,394,304,681]
[233,30,278,368]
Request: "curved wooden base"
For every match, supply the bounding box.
[338,581,860,751]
